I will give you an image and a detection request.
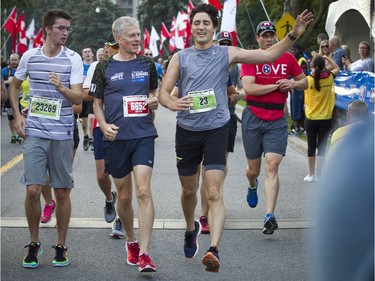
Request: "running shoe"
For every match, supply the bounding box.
[202,246,220,272]
[23,242,43,268]
[199,215,210,234]
[246,178,258,208]
[40,199,56,223]
[184,220,202,258]
[89,138,94,151]
[110,218,124,239]
[303,175,315,182]
[139,252,156,272]
[126,241,140,265]
[104,191,117,223]
[83,136,89,151]
[52,244,69,267]
[263,213,278,235]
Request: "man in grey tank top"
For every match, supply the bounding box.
[159,3,313,273]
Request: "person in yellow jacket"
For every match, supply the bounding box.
[303,54,339,182]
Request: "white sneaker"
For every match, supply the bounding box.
[303,175,315,182]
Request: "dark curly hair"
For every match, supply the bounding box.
[190,3,219,28]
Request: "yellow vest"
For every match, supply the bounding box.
[20,77,30,109]
[304,73,335,120]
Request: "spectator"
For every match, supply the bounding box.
[342,41,374,72]
[303,55,339,182]
[329,36,347,70]
[316,33,328,47]
[289,42,309,135]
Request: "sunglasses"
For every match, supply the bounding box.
[321,45,329,49]
[219,41,232,46]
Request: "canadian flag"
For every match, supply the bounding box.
[143,28,150,49]
[2,6,17,52]
[175,11,185,49]
[169,17,176,52]
[208,0,222,11]
[33,28,44,48]
[160,22,170,57]
[221,0,238,46]
[185,0,194,48]
[16,11,27,54]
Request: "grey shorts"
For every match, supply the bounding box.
[20,136,74,188]
[241,107,288,159]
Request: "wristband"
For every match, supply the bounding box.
[287,33,297,41]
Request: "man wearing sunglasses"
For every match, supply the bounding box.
[240,21,308,235]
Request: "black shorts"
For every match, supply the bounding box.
[175,123,228,176]
[80,100,93,118]
[227,115,238,153]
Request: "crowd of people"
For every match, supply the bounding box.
[2,3,373,277]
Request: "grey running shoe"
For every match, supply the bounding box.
[104,191,117,223]
[110,218,124,239]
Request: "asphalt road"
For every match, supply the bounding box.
[1,106,318,281]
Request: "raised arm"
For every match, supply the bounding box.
[229,10,313,65]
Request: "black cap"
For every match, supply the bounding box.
[105,33,118,47]
[216,31,232,43]
[256,21,276,35]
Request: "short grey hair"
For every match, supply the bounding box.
[112,16,139,37]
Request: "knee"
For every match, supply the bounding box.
[136,186,152,201]
[26,186,41,202]
[117,192,132,206]
[182,185,197,199]
[54,189,70,202]
[246,166,260,178]
[206,186,221,202]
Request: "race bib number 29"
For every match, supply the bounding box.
[29,96,62,120]
[123,95,149,117]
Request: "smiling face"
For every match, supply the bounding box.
[45,17,71,46]
[191,12,216,49]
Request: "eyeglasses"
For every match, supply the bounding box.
[53,25,73,33]
[219,41,232,46]
[105,41,118,47]
[321,45,329,49]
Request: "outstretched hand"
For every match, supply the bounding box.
[292,10,314,37]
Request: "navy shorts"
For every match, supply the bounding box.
[242,107,288,159]
[175,123,228,176]
[93,127,104,160]
[290,89,304,121]
[227,115,237,152]
[103,136,155,178]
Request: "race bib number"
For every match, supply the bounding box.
[29,96,62,120]
[123,95,149,117]
[188,89,217,113]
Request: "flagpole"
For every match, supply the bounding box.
[244,3,256,37]
[162,44,170,57]
[1,34,11,52]
[236,35,244,48]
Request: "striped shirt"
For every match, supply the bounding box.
[15,46,83,140]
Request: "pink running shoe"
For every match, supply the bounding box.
[126,241,140,265]
[199,216,210,234]
[139,252,156,272]
[40,199,56,223]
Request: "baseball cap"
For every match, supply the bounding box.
[216,31,232,43]
[256,21,276,36]
[105,33,118,47]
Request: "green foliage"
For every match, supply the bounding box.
[2,0,127,55]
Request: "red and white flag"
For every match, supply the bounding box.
[33,28,44,48]
[2,6,17,52]
[175,11,185,49]
[160,22,170,57]
[169,17,177,52]
[143,28,150,49]
[149,26,160,58]
[207,0,222,11]
[26,18,35,40]
[16,11,27,54]
[221,0,238,46]
[184,0,194,48]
